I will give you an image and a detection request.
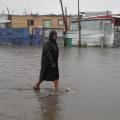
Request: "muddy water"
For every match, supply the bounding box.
[0,45,120,120]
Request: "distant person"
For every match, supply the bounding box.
[33,30,59,91]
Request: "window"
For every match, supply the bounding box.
[27,20,34,26]
[58,19,63,26]
[43,20,52,28]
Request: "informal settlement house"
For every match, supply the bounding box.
[9,14,71,34]
[0,14,71,46]
[113,15,120,47]
[69,11,115,47]
[0,14,10,28]
[1,12,120,47]
[7,14,71,46]
[68,11,120,47]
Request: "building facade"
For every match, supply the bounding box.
[9,15,71,34]
[69,11,115,47]
[0,14,10,28]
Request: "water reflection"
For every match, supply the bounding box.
[1,45,120,120]
[36,91,61,120]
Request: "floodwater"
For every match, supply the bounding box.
[0,45,120,120]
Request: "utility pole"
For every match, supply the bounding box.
[7,7,10,15]
[65,6,68,30]
[59,0,68,31]
[59,0,68,47]
[78,0,81,46]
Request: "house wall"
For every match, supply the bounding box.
[0,15,9,28]
[10,15,71,31]
[0,15,8,20]
[0,23,5,28]
[69,19,114,47]
[114,27,120,47]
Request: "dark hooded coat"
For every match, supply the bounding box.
[39,30,59,81]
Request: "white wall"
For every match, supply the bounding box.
[69,19,114,47]
[0,15,8,20]
[0,23,5,28]
[0,15,9,28]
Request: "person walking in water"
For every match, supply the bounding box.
[33,30,59,91]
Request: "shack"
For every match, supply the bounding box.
[113,15,120,47]
[69,14,114,47]
[0,14,10,28]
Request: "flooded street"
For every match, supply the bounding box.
[0,45,120,120]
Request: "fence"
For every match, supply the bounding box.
[32,28,44,46]
[0,28,13,44]
[0,28,30,45]
[12,28,30,45]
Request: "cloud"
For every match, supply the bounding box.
[0,0,119,15]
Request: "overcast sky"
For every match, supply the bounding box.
[0,0,119,15]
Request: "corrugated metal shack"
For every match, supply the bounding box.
[113,15,120,47]
[69,11,115,47]
[0,15,10,28]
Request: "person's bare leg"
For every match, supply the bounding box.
[33,80,43,90]
[53,80,59,91]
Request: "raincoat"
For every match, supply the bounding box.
[39,30,59,81]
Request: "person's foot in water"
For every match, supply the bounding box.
[33,80,43,90]
[33,86,40,90]
[54,80,59,91]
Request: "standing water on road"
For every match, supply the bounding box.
[0,45,120,120]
